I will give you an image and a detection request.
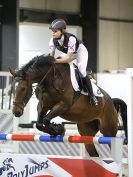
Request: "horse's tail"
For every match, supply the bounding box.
[112,98,128,144]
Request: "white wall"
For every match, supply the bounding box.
[19,22,82,67]
[97,73,128,103]
[19,22,82,122]
[98,0,133,71]
[19,0,81,13]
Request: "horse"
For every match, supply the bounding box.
[9,55,127,156]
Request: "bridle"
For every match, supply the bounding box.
[12,78,34,111]
[12,63,65,111]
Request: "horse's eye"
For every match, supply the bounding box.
[21,87,26,91]
[21,85,28,91]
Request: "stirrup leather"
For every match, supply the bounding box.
[90,96,98,106]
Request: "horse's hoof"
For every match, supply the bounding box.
[43,123,65,136]
[51,123,65,135]
[43,117,50,125]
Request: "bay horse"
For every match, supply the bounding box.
[9,55,127,156]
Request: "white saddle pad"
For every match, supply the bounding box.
[69,63,103,97]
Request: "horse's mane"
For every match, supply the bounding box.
[19,55,55,72]
[32,55,55,68]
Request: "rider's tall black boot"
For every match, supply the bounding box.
[83,75,98,106]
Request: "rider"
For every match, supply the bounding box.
[48,19,98,106]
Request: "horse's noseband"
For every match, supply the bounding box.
[13,101,26,111]
[12,78,32,111]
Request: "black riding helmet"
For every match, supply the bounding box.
[49,19,66,31]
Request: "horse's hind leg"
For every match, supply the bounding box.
[77,120,99,157]
[100,100,118,136]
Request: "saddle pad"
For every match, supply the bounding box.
[69,63,103,97]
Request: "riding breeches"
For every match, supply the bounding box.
[73,43,88,78]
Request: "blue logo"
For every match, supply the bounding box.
[97,89,102,95]
[0,158,15,176]
[0,157,50,177]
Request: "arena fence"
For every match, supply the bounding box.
[0,72,13,111]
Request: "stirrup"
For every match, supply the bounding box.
[90,96,98,106]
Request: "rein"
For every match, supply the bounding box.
[37,63,65,94]
[52,64,65,93]
[37,65,53,90]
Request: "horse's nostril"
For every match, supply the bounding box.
[13,111,22,117]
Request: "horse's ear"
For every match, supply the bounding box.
[8,67,17,77]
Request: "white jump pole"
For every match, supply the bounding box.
[126,68,133,177]
[111,137,123,177]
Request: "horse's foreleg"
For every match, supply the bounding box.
[36,92,53,132]
[36,101,48,132]
[43,101,69,125]
[42,101,68,135]
[77,120,99,157]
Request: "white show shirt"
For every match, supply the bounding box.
[48,34,88,77]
